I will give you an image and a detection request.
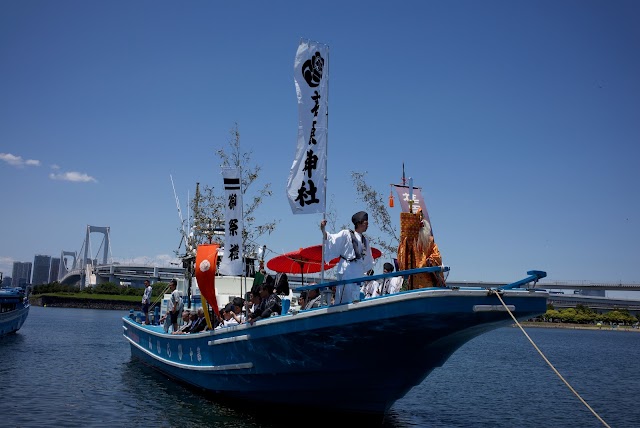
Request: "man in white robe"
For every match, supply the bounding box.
[320,211,374,304]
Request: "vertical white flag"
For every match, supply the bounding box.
[219,167,244,276]
[287,39,329,214]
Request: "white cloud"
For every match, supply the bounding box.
[113,254,181,267]
[1,154,95,185]
[154,254,181,267]
[0,153,40,167]
[49,171,97,183]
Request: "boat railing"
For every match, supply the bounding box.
[295,265,451,293]
[295,267,547,294]
[496,270,547,290]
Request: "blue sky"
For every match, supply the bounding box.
[1,1,639,294]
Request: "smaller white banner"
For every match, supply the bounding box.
[219,167,244,276]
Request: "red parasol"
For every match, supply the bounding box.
[298,245,332,264]
[267,245,382,285]
[371,247,382,259]
[266,246,339,285]
[299,244,382,262]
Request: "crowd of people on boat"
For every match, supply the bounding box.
[139,209,444,333]
[149,271,408,334]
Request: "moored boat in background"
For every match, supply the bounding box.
[0,285,30,336]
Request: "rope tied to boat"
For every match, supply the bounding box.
[150,284,171,312]
[491,289,611,428]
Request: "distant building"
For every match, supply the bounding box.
[11,262,32,289]
[49,257,61,283]
[0,276,11,287]
[32,255,52,285]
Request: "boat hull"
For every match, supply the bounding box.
[0,301,30,336]
[124,287,547,415]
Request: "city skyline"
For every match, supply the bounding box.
[3,254,61,288]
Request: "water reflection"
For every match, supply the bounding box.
[121,359,271,427]
[120,357,401,428]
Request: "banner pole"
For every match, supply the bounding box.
[321,46,329,286]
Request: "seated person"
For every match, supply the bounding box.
[297,291,307,309]
[303,287,322,310]
[246,290,261,317]
[229,297,246,324]
[361,269,380,299]
[215,303,240,329]
[379,262,404,295]
[172,310,193,334]
[188,307,207,333]
[232,296,245,308]
[223,303,240,327]
[249,282,282,325]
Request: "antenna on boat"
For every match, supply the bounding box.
[170,175,186,249]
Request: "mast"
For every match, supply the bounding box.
[402,162,406,185]
[185,182,201,309]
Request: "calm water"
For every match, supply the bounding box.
[1,306,637,427]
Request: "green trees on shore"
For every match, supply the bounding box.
[537,304,638,325]
[31,281,168,298]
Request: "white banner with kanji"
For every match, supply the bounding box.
[287,39,329,214]
[219,167,244,276]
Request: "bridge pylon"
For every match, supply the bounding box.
[58,250,77,280]
[76,225,112,288]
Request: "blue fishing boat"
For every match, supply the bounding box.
[0,286,30,336]
[123,39,549,419]
[123,260,547,417]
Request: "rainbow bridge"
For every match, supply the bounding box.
[58,225,183,289]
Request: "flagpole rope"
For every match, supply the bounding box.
[492,290,611,428]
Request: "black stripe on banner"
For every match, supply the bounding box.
[224,178,240,190]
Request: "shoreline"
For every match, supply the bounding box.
[29,295,135,311]
[518,321,640,332]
